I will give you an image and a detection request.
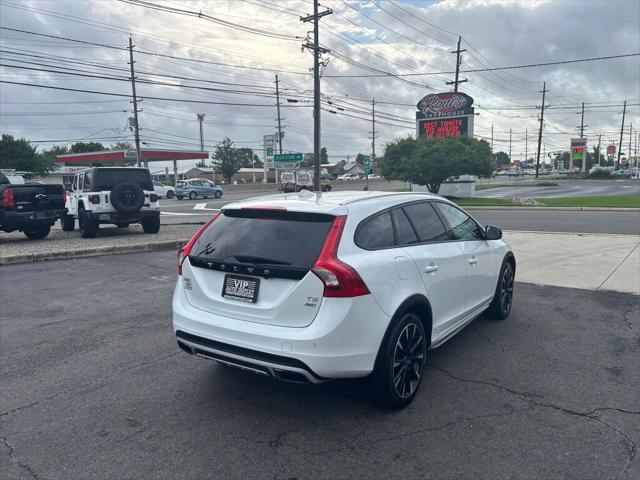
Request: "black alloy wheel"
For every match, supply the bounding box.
[166,190,175,199]
[488,260,515,320]
[371,312,427,409]
[392,322,426,399]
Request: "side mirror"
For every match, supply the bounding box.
[485,225,502,240]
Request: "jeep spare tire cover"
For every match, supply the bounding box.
[110,181,145,214]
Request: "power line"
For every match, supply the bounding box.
[323,53,640,77]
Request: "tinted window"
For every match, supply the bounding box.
[0,171,9,184]
[392,208,418,245]
[403,202,449,242]
[93,169,153,190]
[435,202,483,240]
[192,210,333,270]
[356,211,395,249]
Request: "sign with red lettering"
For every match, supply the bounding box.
[418,117,470,139]
[606,144,616,156]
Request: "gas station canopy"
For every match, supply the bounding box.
[55,148,208,164]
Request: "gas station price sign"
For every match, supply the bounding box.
[418,117,469,139]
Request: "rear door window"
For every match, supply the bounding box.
[191,210,334,274]
[403,202,449,242]
[355,211,395,250]
[392,208,419,245]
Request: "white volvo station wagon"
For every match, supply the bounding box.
[172,191,515,409]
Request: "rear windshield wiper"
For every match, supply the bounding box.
[195,243,215,256]
[228,255,290,266]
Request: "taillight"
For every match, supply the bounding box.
[178,213,220,275]
[312,215,370,298]
[89,194,100,204]
[149,193,158,202]
[2,188,15,208]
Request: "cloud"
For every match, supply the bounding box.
[0,0,638,170]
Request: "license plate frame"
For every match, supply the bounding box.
[222,274,260,303]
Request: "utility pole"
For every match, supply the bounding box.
[371,98,376,177]
[275,74,283,155]
[525,128,528,165]
[617,100,626,170]
[301,2,332,192]
[491,123,494,152]
[446,36,467,92]
[197,114,205,151]
[577,102,588,172]
[597,134,602,167]
[535,81,549,179]
[628,123,633,171]
[128,36,142,168]
[509,128,512,163]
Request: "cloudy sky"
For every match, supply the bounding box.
[1,0,639,171]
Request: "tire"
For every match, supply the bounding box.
[61,214,75,232]
[487,260,515,320]
[141,215,160,234]
[166,190,175,199]
[23,223,51,240]
[203,196,208,199]
[370,312,428,410]
[115,223,129,228]
[189,191,197,200]
[177,196,183,200]
[110,182,145,214]
[79,207,98,238]
[214,190,222,198]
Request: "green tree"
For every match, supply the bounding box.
[70,142,106,153]
[36,145,68,173]
[212,137,242,183]
[0,134,56,174]
[379,136,416,182]
[495,151,510,166]
[321,147,328,164]
[110,141,133,150]
[381,136,492,194]
[236,148,263,168]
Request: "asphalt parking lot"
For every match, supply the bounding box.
[1,251,639,479]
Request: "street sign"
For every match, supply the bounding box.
[274,153,303,163]
[363,155,371,175]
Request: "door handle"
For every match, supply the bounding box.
[424,263,439,273]
[468,257,478,265]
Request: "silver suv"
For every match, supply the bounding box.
[175,179,223,200]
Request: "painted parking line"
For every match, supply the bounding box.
[160,211,202,216]
[193,203,220,211]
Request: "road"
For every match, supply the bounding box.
[1,251,639,480]
[475,179,640,198]
[158,189,640,235]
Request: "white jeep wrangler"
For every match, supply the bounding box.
[62,167,161,238]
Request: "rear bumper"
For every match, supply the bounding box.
[0,209,66,230]
[86,209,159,224]
[172,280,391,379]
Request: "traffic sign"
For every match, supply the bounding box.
[363,155,371,175]
[274,153,303,163]
[277,162,298,170]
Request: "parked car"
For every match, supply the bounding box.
[153,181,175,199]
[173,191,515,409]
[320,173,335,181]
[366,174,381,180]
[175,179,223,200]
[496,170,508,176]
[337,173,361,181]
[610,169,632,178]
[63,167,160,238]
[280,182,331,193]
[0,171,67,239]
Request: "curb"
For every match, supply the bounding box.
[464,206,640,212]
[0,239,190,265]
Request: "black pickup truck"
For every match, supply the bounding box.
[0,172,67,239]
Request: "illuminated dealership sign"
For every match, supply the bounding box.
[416,92,474,139]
